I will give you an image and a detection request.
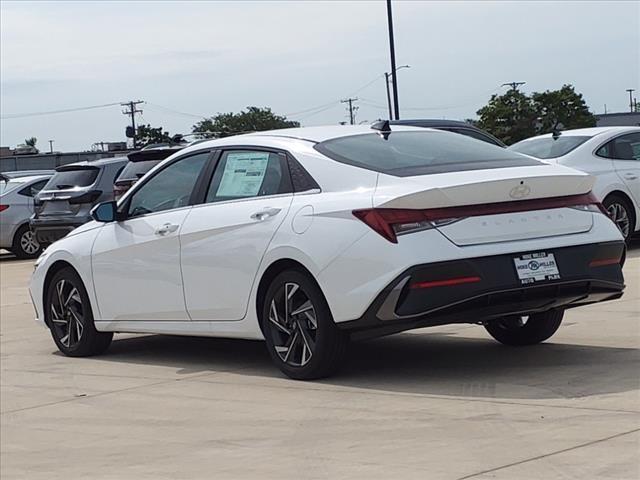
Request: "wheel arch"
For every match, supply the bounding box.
[603,190,637,224]
[255,258,321,332]
[42,260,79,327]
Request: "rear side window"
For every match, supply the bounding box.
[18,179,48,197]
[206,150,292,203]
[510,136,591,159]
[315,131,540,177]
[596,133,640,160]
[117,160,161,182]
[45,168,99,189]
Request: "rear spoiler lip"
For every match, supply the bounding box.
[55,164,99,172]
[127,148,183,162]
[358,192,605,222]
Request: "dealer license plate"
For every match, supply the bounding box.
[513,252,560,284]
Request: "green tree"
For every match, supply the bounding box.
[531,84,596,134]
[192,106,300,138]
[476,90,537,145]
[24,137,37,148]
[136,124,174,146]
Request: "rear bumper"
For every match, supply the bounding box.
[339,241,625,340]
[30,216,89,244]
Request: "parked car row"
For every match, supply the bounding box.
[0,146,184,258]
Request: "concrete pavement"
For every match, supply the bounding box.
[1,246,639,479]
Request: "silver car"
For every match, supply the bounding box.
[0,173,52,258]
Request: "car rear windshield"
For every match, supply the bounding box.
[45,168,99,190]
[116,160,160,182]
[509,136,591,159]
[314,131,541,176]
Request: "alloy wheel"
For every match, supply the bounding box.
[267,282,317,367]
[607,202,630,238]
[50,279,84,348]
[20,230,39,255]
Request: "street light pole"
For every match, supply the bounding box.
[386,0,400,120]
[384,65,410,120]
[627,89,636,112]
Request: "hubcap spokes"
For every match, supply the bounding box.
[608,203,630,238]
[269,282,317,367]
[51,279,84,348]
[21,231,39,254]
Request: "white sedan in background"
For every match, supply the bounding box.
[30,124,626,379]
[510,127,640,241]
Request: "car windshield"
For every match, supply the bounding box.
[116,160,160,182]
[509,136,591,159]
[44,168,99,190]
[314,130,540,177]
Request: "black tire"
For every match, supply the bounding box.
[261,270,349,380]
[45,267,113,357]
[485,310,564,346]
[12,224,42,259]
[603,194,635,242]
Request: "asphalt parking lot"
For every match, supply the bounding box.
[1,246,638,480]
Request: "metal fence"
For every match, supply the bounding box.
[0,151,133,173]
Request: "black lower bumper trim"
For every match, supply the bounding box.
[339,241,625,341]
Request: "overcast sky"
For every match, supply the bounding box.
[1,0,638,151]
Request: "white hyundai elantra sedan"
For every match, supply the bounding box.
[30,124,626,379]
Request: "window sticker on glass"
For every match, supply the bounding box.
[216,152,269,197]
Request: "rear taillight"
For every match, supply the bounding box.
[0,204,8,212]
[352,209,460,243]
[353,192,605,243]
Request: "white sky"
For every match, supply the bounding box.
[1,0,638,151]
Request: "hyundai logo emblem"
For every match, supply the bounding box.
[509,184,531,199]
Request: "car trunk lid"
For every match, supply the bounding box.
[373,164,597,245]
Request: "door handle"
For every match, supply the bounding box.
[250,207,281,221]
[623,173,638,180]
[154,223,179,235]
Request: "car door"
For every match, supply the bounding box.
[610,132,640,205]
[91,151,211,321]
[180,149,294,321]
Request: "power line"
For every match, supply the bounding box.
[1,101,123,119]
[144,102,208,119]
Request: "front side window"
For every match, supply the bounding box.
[510,136,591,159]
[205,150,292,203]
[127,152,209,217]
[316,130,540,177]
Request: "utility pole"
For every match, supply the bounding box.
[48,140,54,153]
[626,89,635,112]
[502,82,526,91]
[121,100,144,148]
[341,97,359,125]
[386,0,400,120]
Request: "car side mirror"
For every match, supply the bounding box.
[91,201,118,223]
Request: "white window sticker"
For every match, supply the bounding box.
[216,152,269,197]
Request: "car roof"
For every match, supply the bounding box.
[55,156,128,171]
[391,119,476,128]
[189,124,428,149]
[520,126,640,141]
[1,173,51,183]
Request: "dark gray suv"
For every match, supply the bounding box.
[31,157,128,245]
